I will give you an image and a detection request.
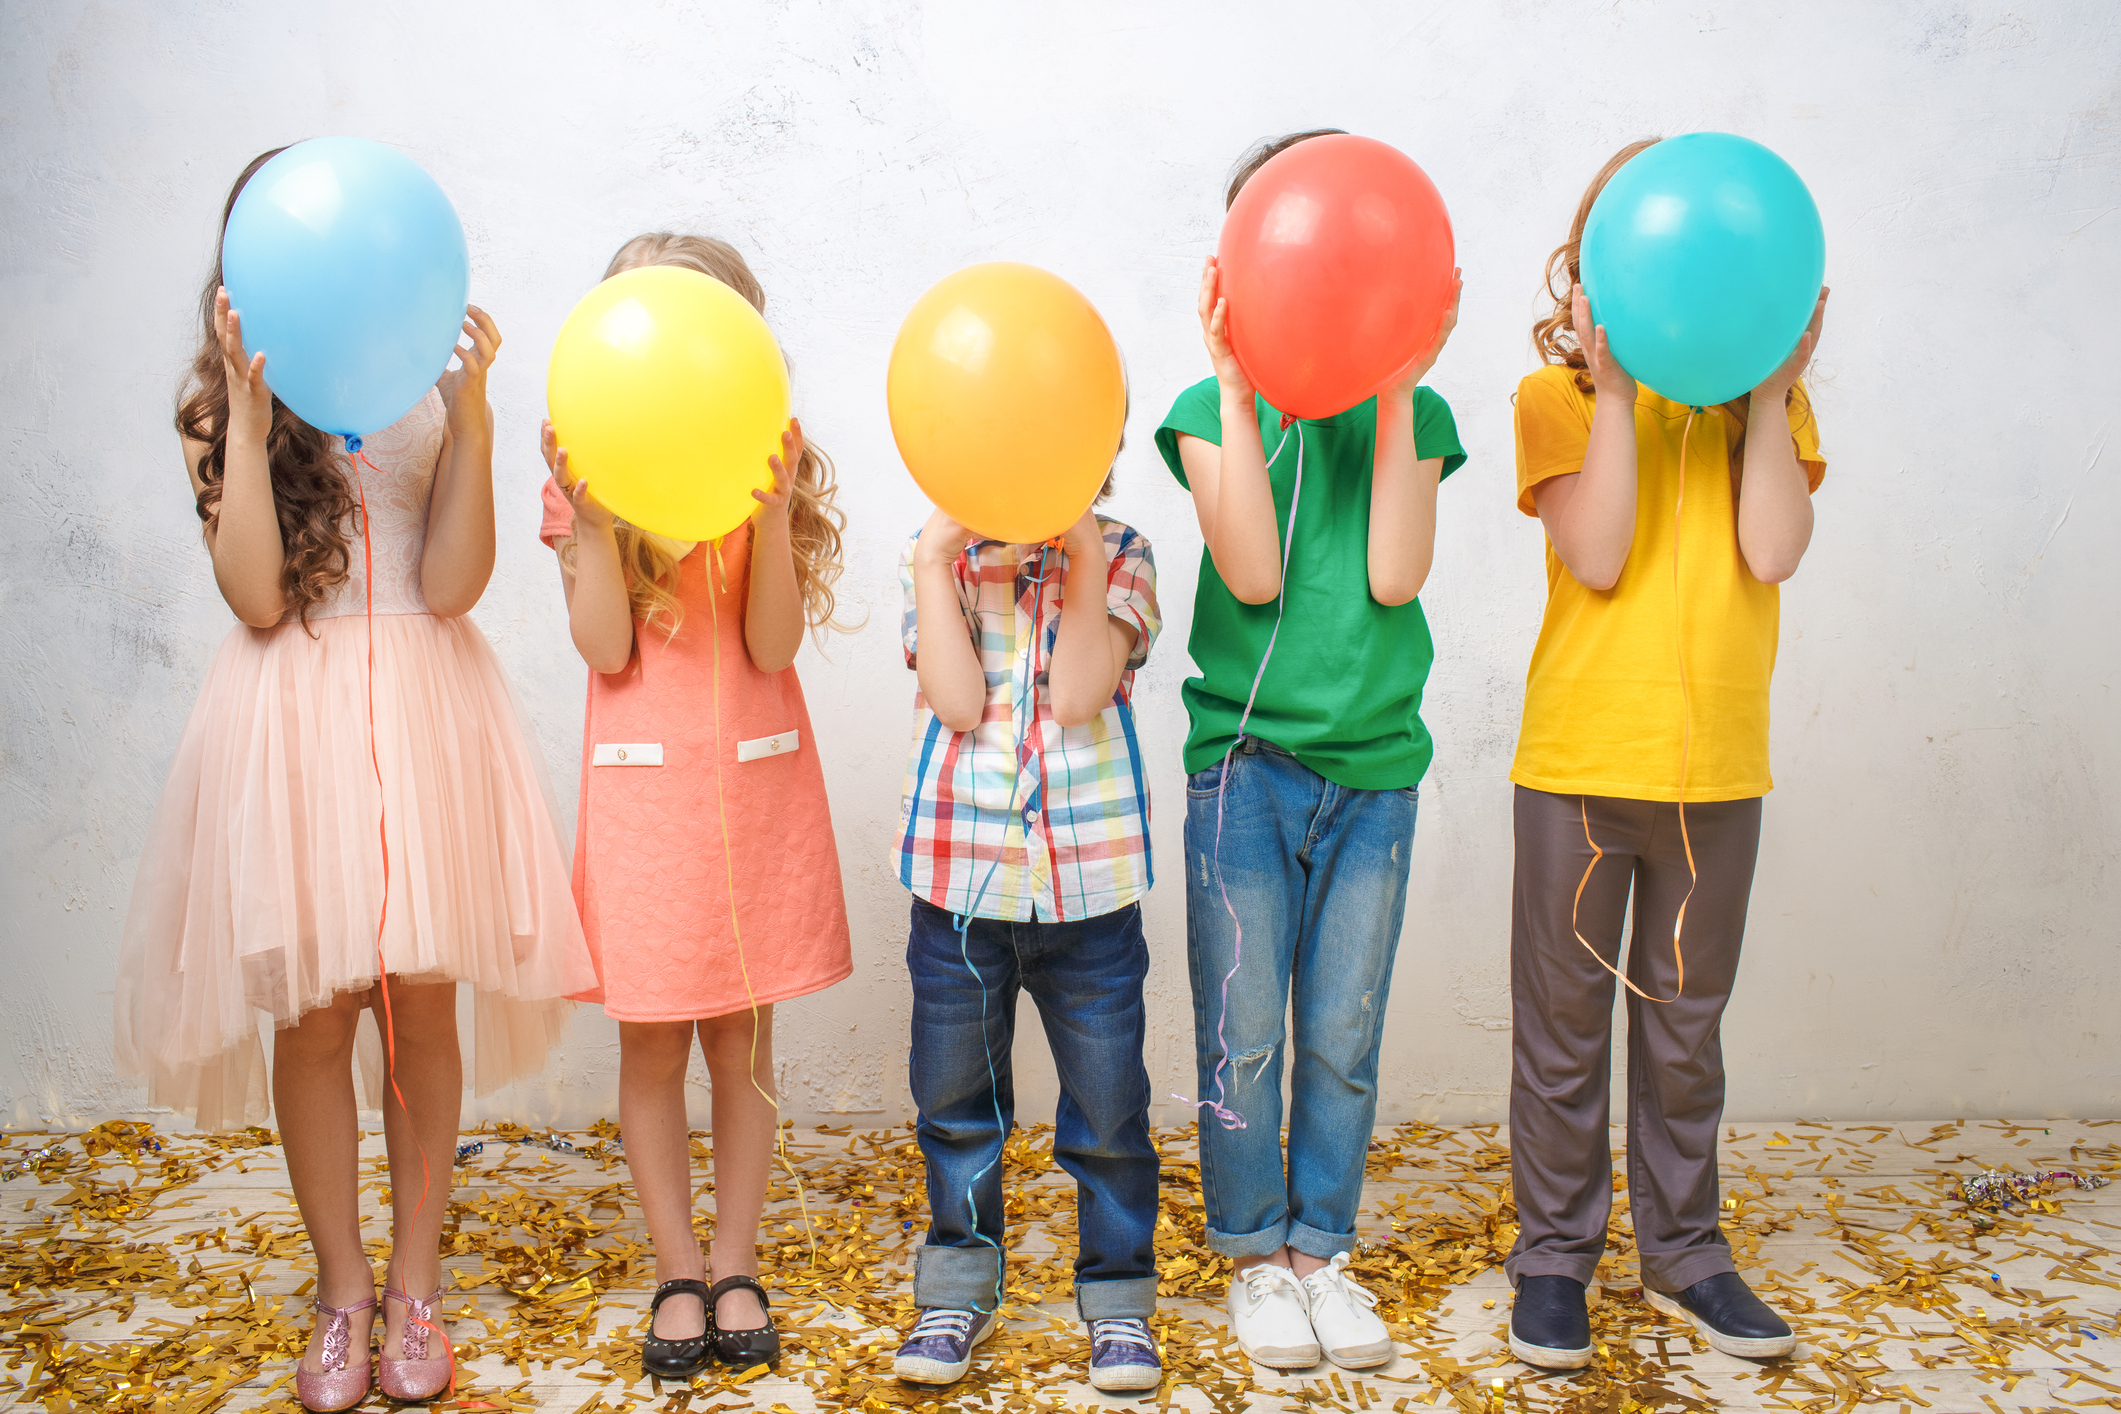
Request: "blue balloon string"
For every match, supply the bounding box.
[941,538,1055,1317]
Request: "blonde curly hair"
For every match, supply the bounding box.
[561,232,850,639]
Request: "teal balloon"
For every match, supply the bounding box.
[1579,132,1823,408]
[220,137,469,438]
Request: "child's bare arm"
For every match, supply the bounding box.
[193,288,288,628]
[542,421,636,674]
[910,509,987,733]
[1366,270,1459,605]
[743,420,808,673]
[420,307,503,617]
[1735,288,1828,584]
[1180,257,1284,604]
[1045,511,1138,728]
[1534,285,1640,591]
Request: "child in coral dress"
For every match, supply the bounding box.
[116,149,598,1412]
[539,233,855,1379]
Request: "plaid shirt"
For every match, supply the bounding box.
[896,519,1160,923]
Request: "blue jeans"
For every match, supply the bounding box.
[906,897,1159,1318]
[1184,738,1418,1260]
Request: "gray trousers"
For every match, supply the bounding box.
[1504,785,1762,1294]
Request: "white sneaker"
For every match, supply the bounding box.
[1226,1262,1320,1369]
[1299,1251,1394,1369]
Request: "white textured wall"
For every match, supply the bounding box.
[4,1,2116,1132]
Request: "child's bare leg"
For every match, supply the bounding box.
[621,1020,708,1338]
[699,1005,777,1328]
[274,991,375,1371]
[373,978,463,1354]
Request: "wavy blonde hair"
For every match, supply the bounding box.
[563,232,849,638]
[1532,138,1810,458]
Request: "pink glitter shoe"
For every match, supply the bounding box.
[295,1293,375,1413]
[378,1284,455,1402]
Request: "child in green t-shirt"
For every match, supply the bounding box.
[1153,129,1463,1374]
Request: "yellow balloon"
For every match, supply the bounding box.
[546,265,790,541]
[887,262,1125,545]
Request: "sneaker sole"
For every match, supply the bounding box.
[1507,1329,1593,1370]
[1321,1338,1394,1370]
[894,1316,998,1385]
[1088,1362,1163,1392]
[1240,1340,1322,1370]
[1644,1289,1796,1359]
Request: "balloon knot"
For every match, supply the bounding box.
[344,434,364,454]
[1279,413,1295,430]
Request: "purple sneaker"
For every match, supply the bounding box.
[1087,1317,1162,1392]
[893,1307,996,1385]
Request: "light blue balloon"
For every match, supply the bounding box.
[1580,132,1824,408]
[220,137,469,439]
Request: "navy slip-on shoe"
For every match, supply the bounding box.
[1646,1272,1796,1359]
[1508,1275,1593,1369]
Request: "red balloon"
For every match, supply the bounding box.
[1216,134,1455,419]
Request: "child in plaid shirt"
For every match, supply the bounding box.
[889,472,1163,1394]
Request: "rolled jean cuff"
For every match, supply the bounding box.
[1075,1276,1158,1321]
[1287,1220,1356,1262]
[914,1243,1005,1311]
[1204,1216,1289,1259]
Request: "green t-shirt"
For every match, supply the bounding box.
[1153,378,1466,791]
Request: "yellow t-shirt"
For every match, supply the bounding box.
[1510,364,1825,802]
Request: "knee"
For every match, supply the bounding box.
[277,992,363,1062]
[620,1021,699,1081]
[696,1013,768,1072]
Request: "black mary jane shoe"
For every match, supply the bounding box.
[706,1275,779,1370]
[642,1278,714,1380]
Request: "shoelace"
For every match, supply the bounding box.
[1089,1318,1157,1355]
[1302,1253,1379,1313]
[1240,1262,1298,1304]
[908,1308,977,1343]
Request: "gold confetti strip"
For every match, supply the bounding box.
[2,1119,2116,1412]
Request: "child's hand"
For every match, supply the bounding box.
[1383,268,1463,400]
[1571,284,1636,403]
[1060,507,1105,563]
[437,305,502,434]
[1755,286,1829,399]
[913,505,978,569]
[214,287,272,444]
[542,418,615,536]
[751,418,803,525]
[1197,256,1255,402]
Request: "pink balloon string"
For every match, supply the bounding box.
[347,438,454,1392]
[1174,420,1305,1132]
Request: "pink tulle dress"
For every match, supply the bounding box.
[115,391,598,1130]
[540,480,852,1023]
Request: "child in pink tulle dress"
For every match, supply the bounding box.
[114,150,596,1412]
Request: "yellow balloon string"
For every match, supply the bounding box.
[1568,406,1698,1005]
[706,551,816,1265]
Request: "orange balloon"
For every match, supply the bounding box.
[887,262,1125,544]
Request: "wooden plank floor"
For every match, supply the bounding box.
[3,1118,2115,1412]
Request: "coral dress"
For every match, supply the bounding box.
[540,481,852,1022]
[116,392,598,1129]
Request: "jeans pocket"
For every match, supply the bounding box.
[1186,761,1231,799]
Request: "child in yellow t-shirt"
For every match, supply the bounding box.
[1502,138,1828,1372]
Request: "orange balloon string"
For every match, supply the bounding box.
[1567,407,1698,1006]
[351,446,454,1391]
